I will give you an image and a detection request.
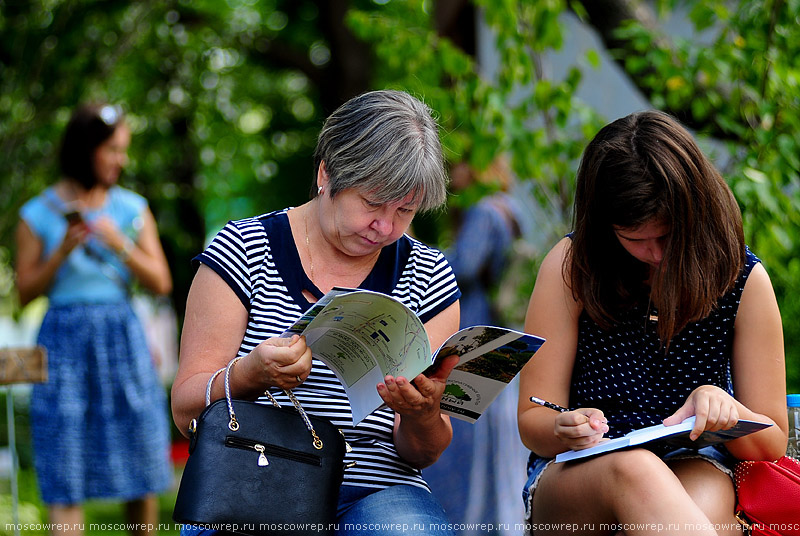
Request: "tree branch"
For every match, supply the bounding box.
[574,0,741,141]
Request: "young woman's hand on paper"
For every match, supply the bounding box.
[662,385,740,440]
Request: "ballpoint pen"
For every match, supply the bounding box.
[529,395,569,413]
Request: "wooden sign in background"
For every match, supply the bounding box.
[0,346,48,385]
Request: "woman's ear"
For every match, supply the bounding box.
[317,160,330,194]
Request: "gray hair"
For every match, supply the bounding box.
[312,90,448,212]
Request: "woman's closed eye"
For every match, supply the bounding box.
[362,197,383,210]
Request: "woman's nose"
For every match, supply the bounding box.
[649,243,664,264]
[371,215,392,236]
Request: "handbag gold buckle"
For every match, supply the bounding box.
[228,415,239,431]
[311,429,323,450]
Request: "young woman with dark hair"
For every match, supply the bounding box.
[518,110,787,535]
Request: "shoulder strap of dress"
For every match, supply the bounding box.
[40,188,71,217]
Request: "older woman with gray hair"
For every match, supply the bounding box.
[172,90,461,535]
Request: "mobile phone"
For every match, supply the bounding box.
[64,210,83,225]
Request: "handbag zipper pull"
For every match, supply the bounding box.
[254,444,269,466]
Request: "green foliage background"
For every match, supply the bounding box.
[1,0,798,391]
[1,0,799,529]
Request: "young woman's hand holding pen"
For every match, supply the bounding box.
[553,408,609,450]
[530,395,609,451]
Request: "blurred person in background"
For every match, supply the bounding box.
[15,102,173,536]
[424,157,533,536]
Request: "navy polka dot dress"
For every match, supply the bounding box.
[568,247,759,446]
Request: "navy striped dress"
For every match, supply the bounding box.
[195,209,461,490]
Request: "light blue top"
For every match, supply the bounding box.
[788,394,800,408]
[20,185,146,305]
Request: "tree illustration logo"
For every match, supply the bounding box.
[443,384,471,401]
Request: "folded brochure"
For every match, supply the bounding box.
[282,287,545,424]
[555,416,772,462]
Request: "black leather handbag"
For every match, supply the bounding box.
[173,356,347,536]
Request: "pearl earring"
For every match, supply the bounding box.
[318,185,323,195]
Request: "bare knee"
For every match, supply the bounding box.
[533,449,680,523]
[669,458,739,533]
[604,449,674,488]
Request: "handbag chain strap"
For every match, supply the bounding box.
[222,356,324,450]
[205,366,226,406]
[734,511,752,536]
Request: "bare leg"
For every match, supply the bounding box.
[124,494,159,536]
[668,459,744,536]
[531,449,720,536]
[49,504,84,536]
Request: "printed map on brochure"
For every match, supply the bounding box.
[555,416,772,463]
[283,288,545,424]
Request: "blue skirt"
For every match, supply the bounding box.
[30,302,172,504]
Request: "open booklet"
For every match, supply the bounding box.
[282,287,545,424]
[555,416,772,463]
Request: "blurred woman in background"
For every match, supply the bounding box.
[15,103,173,536]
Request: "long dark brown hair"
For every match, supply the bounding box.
[568,110,745,344]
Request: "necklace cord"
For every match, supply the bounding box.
[304,206,314,283]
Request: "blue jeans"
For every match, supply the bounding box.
[180,484,454,536]
[337,484,454,535]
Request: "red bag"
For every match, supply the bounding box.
[734,456,800,536]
